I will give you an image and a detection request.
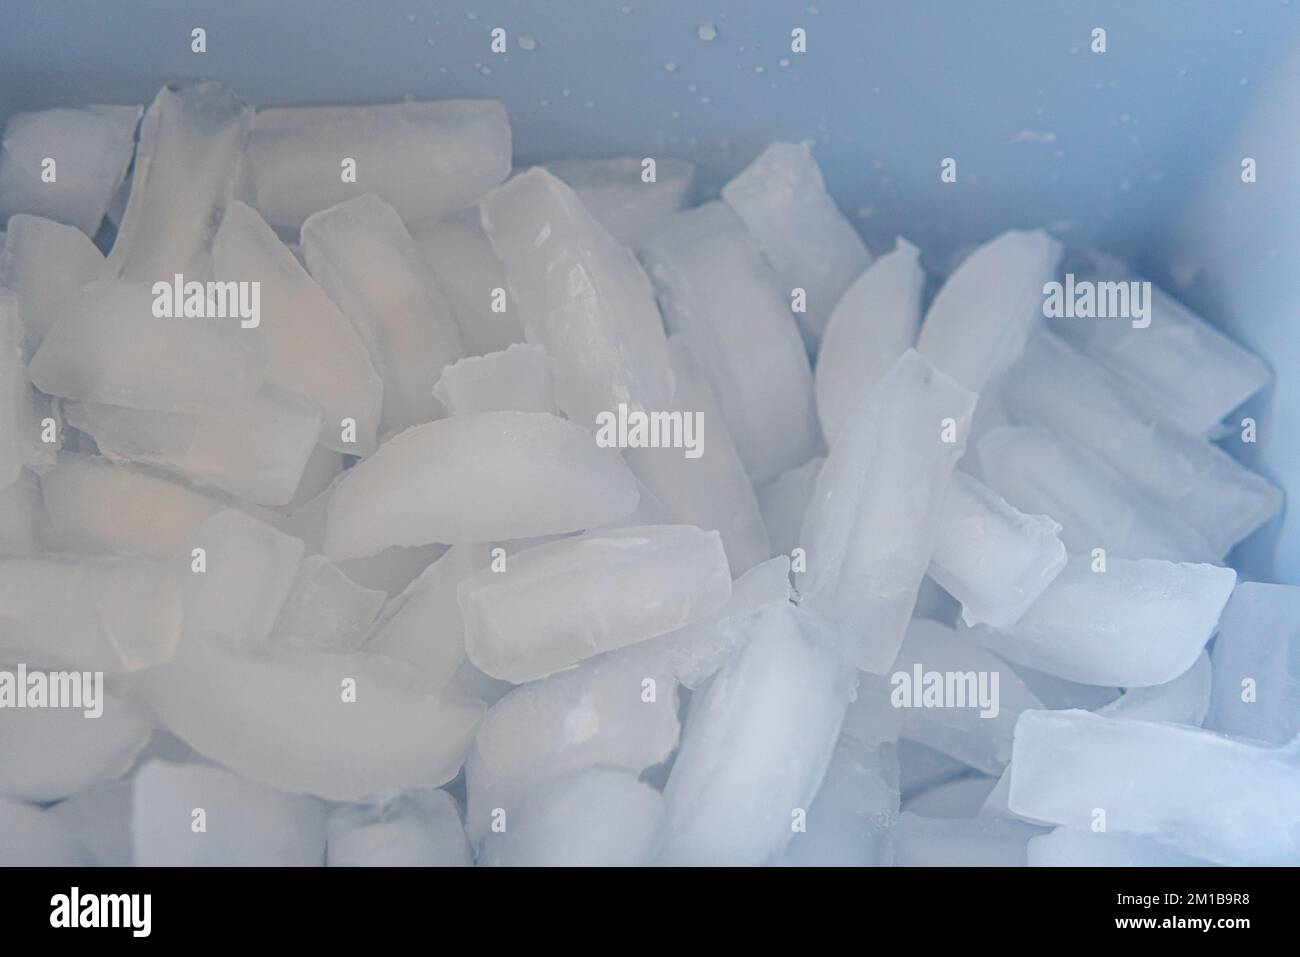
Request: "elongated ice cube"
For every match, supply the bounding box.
[757,456,823,561]
[0,214,107,350]
[272,555,385,650]
[247,99,511,230]
[0,290,45,486]
[929,470,1067,628]
[902,775,999,819]
[133,761,326,866]
[893,813,1039,866]
[461,525,731,683]
[212,200,383,454]
[1002,330,1281,556]
[480,168,673,431]
[1027,828,1216,867]
[641,202,818,483]
[135,632,485,801]
[977,425,1220,563]
[409,207,523,356]
[1207,582,1300,744]
[798,350,976,672]
[465,651,680,843]
[323,412,639,558]
[29,280,268,417]
[1058,250,1271,434]
[433,343,556,416]
[110,82,250,281]
[1098,651,1212,726]
[548,156,695,249]
[327,790,472,867]
[0,796,93,865]
[816,238,924,443]
[48,780,134,866]
[480,769,664,867]
[0,104,141,235]
[0,556,181,671]
[658,604,855,865]
[917,229,1063,393]
[968,555,1234,687]
[721,142,869,348]
[302,193,464,432]
[1010,709,1300,865]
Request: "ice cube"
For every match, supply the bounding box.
[757,456,824,561]
[326,790,472,867]
[272,555,386,650]
[892,812,1040,866]
[1098,650,1212,726]
[0,795,93,865]
[0,214,107,351]
[0,289,48,486]
[548,155,695,249]
[1027,828,1216,867]
[1207,581,1300,744]
[433,343,556,416]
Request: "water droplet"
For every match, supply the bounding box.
[807,4,820,14]
[754,65,764,73]
[697,22,717,41]
[779,58,790,67]
[518,35,537,51]
[466,11,479,20]
[562,88,572,97]
[663,60,677,72]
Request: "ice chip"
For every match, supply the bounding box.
[433,343,556,416]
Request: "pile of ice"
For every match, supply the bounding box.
[0,80,1294,867]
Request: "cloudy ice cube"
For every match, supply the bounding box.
[0,104,141,235]
[0,214,107,350]
[480,769,664,867]
[798,350,976,672]
[757,456,824,561]
[303,193,464,433]
[901,775,999,819]
[109,82,251,281]
[479,168,673,432]
[917,229,1063,393]
[212,200,383,454]
[658,604,855,865]
[323,411,638,559]
[1027,828,1216,867]
[641,201,818,484]
[327,790,472,867]
[548,155,695,249]
[1207,581,1300,744]
[893,813,1040,866]
[721,142,869,349]
[132,761,326,866]
[272,555,386,650]
[1010,709,1300,865]
[247,99,510,230]
[816,238,923,443]
[0,290,48,486]
[461,525,731,683]
[49,780,134,866]
[1098,651,1212,726]
[433,343,556,416]
[0,796,93,865]
[929,470,1067,629]
[967,555,1234,687]
[135,631,484,801]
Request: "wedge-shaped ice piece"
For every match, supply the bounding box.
[480,168,673,431]
[0,796,93,865]
[929,470,1067,629]
[1027,828,1216,867]
[48,780,134,866]
[1002,331,1281,556]
[721,142,869,348]
[1208,582,1300,744]
[0,104,141,235]
[461,525,731,683]
[548,156,695,249]
[642,202,818,483]
[968,555,1234,687]
[0,214,106,350]
[757,456,823,561]
[29,280,267,416]
[658,604,854,866]
[212,200,382,454]
[302,193,464,432]
[323,412,639,558]
[1059,250,1271,434]
[433,343,555,415]
[0,468,39,553]
[110,82,250,280]
[778,738,899,867]
[409,207,523,356]
[917,229,1063,393]
[327,790,472,867]
[902,775,999,819]
[135,632,484,801]
[977,425,1220,563]
[1010,709,1300,865]
[626,337,769,571]
[1099,651,1212,726]
[893,619,1043,774]
[816,238,923,443]
[272,555,385,650]
[0,556,181,671]
[65,385,321,507]
[0,290,47,486]
[798,350,976,672]
[39,454,230,559]
[893,813,1039,866]
[247,99,510,230]
[133,761,326,866]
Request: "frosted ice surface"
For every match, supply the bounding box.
[1207,581,1300,744]
[0,289,46,486]
[0,796,94,866]
[815,237,923,444]
[548,155,695,249]
[0,214,107,350]
[1098,650,1212,727]
[327,790,472,867]
[272,555,385,650]
[433,343,556,416]
[0,104,141,235]
[757,456,823,561]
